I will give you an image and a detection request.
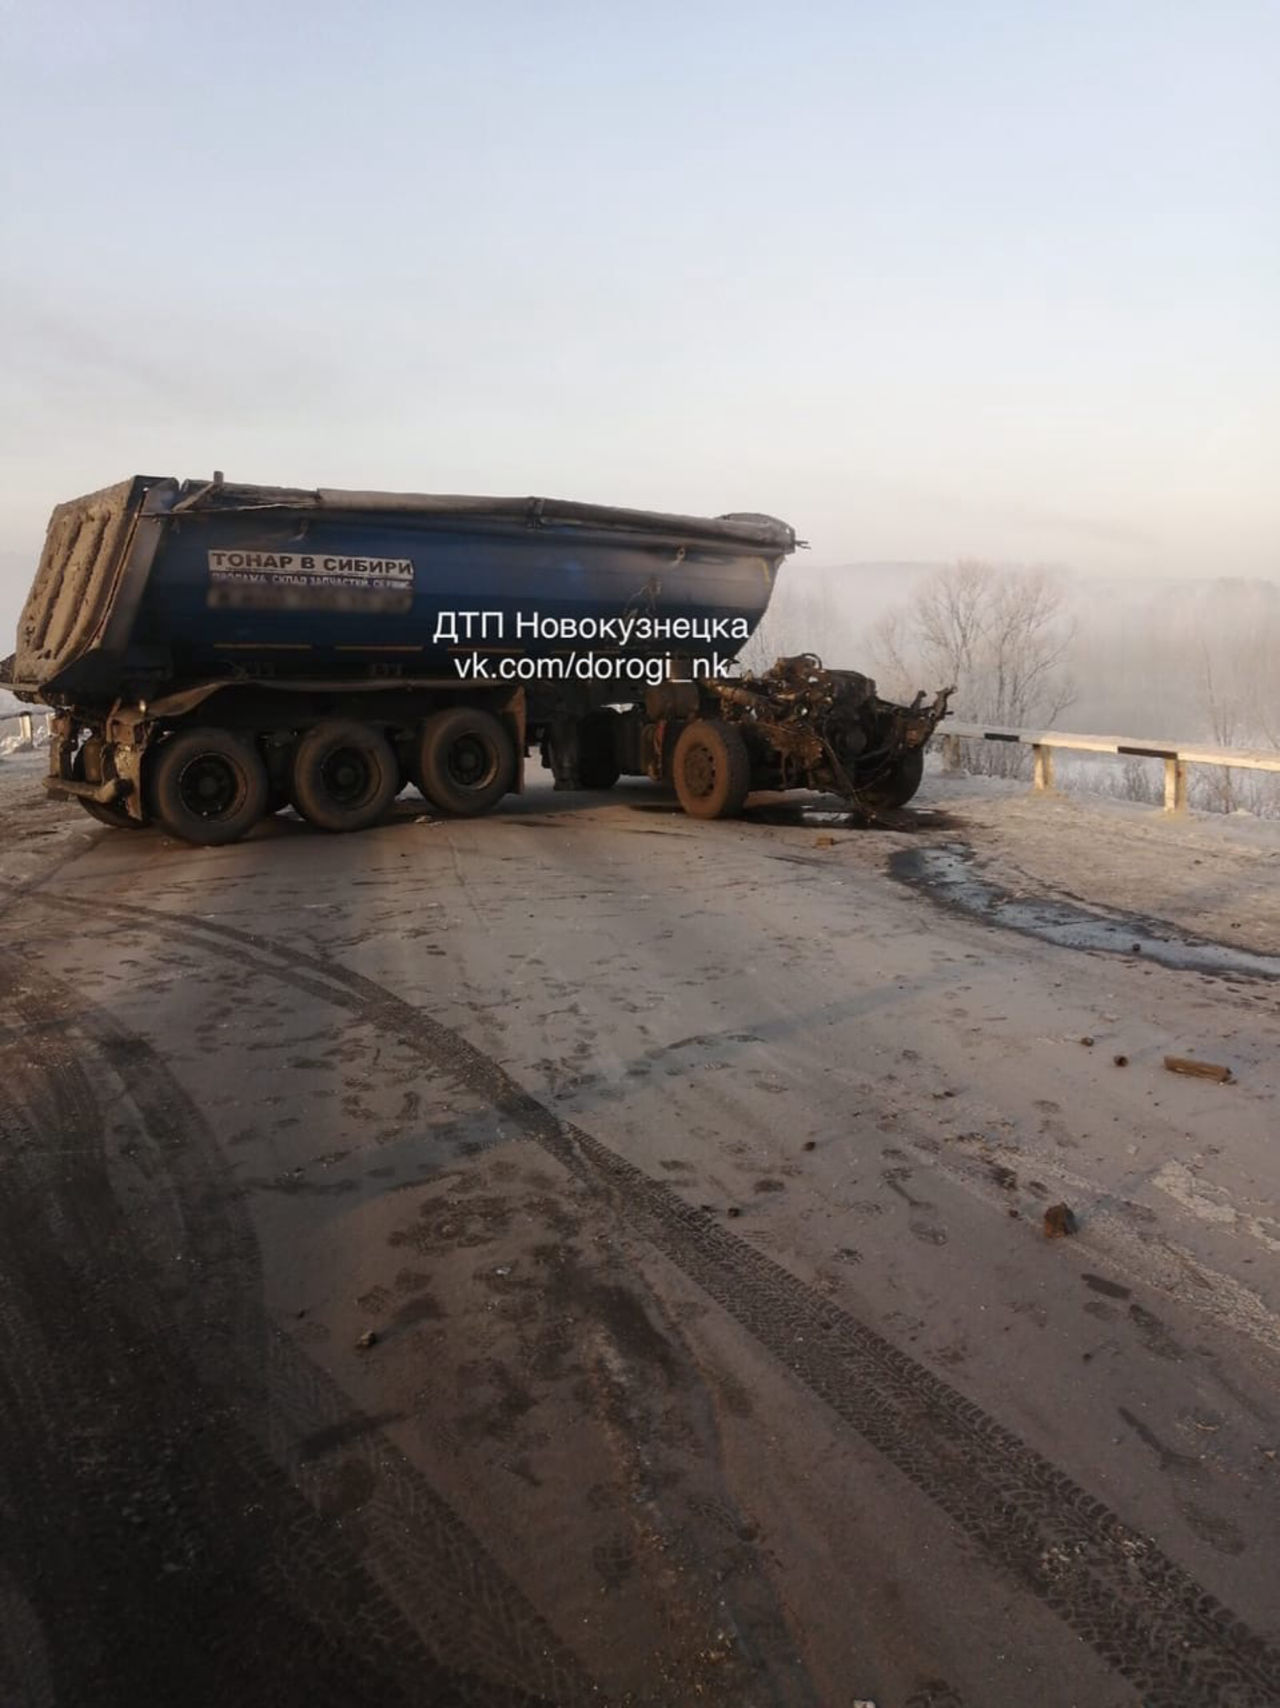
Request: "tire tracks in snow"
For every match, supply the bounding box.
[9,882,1280,1707]
[0,942,598,1708]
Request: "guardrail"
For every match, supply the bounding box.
[0,710,43,747]
[939,721,1280,814]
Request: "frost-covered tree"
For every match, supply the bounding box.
[871,560,1076,776]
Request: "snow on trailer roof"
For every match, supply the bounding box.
[172,478,798,554]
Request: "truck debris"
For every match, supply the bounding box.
[1043,1204,1079,1238]
[1163,1056,1234,1083]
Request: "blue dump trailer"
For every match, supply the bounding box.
[7,474,950,844]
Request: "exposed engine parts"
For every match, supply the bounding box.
[706,654,952,806]
[541,654,952,817]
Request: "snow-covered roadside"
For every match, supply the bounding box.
[918,765,1280,956]
[0,750,93,892]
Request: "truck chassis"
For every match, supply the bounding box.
[41,654,951,844]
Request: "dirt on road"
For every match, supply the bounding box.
[1,752,1278,1708]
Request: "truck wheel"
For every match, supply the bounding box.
[149,727,269,845]
[579,710,621,790]
[72,744,148,830]
[418,707,515,817]
[857,745,924,809]
[672,719,751,820]
[290,720,399,832]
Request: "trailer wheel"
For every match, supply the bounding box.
[72,743,149,830]
[290,720,399,832]
[149,727,270,846]
[579,710,621,790]
[856,745,924,809]
[418,708,515,817]
[672,719,751,820]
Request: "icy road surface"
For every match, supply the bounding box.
[0,754,1277,1708]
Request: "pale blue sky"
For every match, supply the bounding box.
[2,1,1276,634]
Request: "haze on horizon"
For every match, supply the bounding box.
[1,0,1276,642]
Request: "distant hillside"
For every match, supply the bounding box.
[1072,571,1280,619]
[746,559,947,668]
[1069,574,1280,739]
[753,562,1279,743]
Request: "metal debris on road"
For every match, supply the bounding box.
[1044,1204,1079,1238]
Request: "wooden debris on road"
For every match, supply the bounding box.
[1164,1055,1234,1083]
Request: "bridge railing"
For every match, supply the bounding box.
[939,721,1280,814]
[0,709,45,749]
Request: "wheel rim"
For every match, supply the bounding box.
[683,743,717,798]
[320,746,374,807]
[176,753,244,820]
[445,734,498,792]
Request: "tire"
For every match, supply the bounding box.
[148,727,269,846]
[289,720,399,833]
[671,719,751,820]
[579,710,621,791]
[72,743,149,830]
[856,745,925,809]
[417,707,516,817]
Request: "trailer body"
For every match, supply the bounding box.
[14,476,792,702]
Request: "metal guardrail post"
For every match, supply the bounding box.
[1032,743,1054,792]
[941,734,964,775]
[1163,758,1188,815]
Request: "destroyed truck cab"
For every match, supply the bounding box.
[543,654,951,818]
[693,652,950,813]
[9,473,951,843]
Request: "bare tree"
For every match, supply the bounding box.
[1240,621,1280,753]
[871,560,1076,777]
[738,563,839,674]
[981,568,1077,728]
[1197,642,1242,813]
[866,604,916,700]
[916,559,995,692]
